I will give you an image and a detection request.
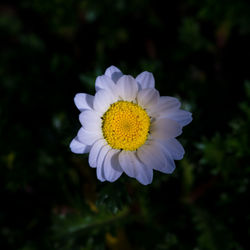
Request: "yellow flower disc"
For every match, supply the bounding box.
[102,101,150,151]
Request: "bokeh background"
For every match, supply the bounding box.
[1,0,250,249]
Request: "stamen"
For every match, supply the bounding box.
[102,101,150,151]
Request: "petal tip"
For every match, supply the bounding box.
[136,71,155,89]
[74,93,94,111]
[70,137,90,154]
[104,66,123,83]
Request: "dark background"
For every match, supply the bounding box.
[1,0,250,249]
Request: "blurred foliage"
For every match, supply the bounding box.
[1,0,250,249]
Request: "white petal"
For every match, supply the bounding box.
[95,75,116,92]
[79,110,102,132]
[151,118,182,140]
[136,71,155,89]
[157,143,176,173]
[137,142,165,172]
[70,137,91,154]
[138,141,175,174]
[105,65,123,83]
[160,96,181,109]
[118,151,153,185]
[103,149,123,182]
[96,164,105,182]
[74,93,94,112]
[77,127,102,145]
[161,138,185,160]
[115,75,138,101]
[93,89,117,115]
[137,88,159,111]
[165,109,192,126]
[96,144,111,182]
[153,96,181,115]
[118,151,137,178]
[88,139,107,168]
[134,154,153,185]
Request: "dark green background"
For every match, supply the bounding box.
[1,0,250,249]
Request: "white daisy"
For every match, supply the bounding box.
[70,66,192,185]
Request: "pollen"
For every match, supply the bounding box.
[102,101,150,151]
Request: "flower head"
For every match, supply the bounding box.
[70,66,192,185]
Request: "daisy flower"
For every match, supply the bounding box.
[70,66,192,185]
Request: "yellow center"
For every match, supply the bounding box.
[102,101,150,151]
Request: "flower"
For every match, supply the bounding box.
[70,66,192,185]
